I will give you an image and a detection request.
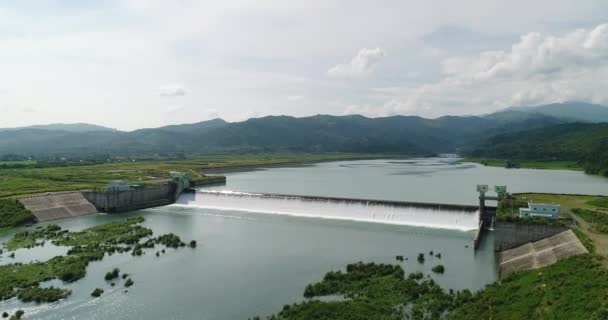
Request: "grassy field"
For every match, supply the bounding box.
[0,160,37,166]
[0,153,391,198]
[464,158,582,171]
[512,193,608,258]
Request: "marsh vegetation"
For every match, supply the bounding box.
[0,217,193,304]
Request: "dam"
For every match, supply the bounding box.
[175,190,482,232]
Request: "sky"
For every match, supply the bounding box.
[0,0,607,130]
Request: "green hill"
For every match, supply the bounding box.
[503,102,608,123]
[468,123,608,176]
[1,102,606,160]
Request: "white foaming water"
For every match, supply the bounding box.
[174,190,480,231]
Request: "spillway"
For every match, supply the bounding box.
[174,190,480,231]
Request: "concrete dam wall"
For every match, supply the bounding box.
[82,182,178,213]
[494,221,568,251]
[19,192,98,222]
[17,176,227,221]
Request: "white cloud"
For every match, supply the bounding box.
[368,23,608,117]
[2,1,608,129]
[287,95,304,101]
[159,84,187,97]
[327,48,386,79]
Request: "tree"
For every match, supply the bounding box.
[417,253,425,263]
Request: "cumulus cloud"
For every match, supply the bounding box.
[327,48,386,79]
[368,23,608,117]
[159,84,187,97]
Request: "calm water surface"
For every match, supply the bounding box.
[1,158,605,319]
[213,158,608,204]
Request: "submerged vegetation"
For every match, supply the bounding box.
[431,265,445,274]
[262,261,470,320]
[0,217,194,304]
[105,268,120,281]
[259,255,606,320]
[91,288,104,298]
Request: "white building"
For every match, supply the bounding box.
[519,202,560,219]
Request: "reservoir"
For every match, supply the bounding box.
[1,158,606,319]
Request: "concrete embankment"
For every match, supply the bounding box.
[82,182,176,213]
[18,176,227,220]
[498,229,587,279]
[83,176,226,213]
[494,222,568,251]
[19,192,98,222]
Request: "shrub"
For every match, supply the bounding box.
[417,253,425,263]
[105,268,120,281]
[91,288,104,297]
[431,265,445,274]
[125,278,134,287]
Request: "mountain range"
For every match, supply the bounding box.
[0,102,607,160]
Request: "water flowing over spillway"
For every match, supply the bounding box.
[175,190,480,231]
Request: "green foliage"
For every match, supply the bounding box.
[17,286,71,303]
[9,310,24,320]
[417,253,425,263]
[0,217,188,304]
[431,265,445,274]
[264,255,607,320]
[266,262,472,320]
[587,197,608,209]
[91,288,104,297]
[124,278,134,287]
[105,268,120,281]
[496,196,528,219]
[449,255,608,320]
[571,228,595,253]
[0,255,87,300]
[468,123,608,176]
[572,208,608,233]
[152,233,182,248]
[5,224,62,250]
[0,199,35,228]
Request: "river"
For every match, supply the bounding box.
[0,158,605,319]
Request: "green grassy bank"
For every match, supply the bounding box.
[464,158,582,171]
[0,153,393,199]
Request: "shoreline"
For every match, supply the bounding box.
[200,155,404,174]
[463,158,583,171]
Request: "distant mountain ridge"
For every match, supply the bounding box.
[0,123,116,133]
[497,102,608,123]
[0,102,606,158]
